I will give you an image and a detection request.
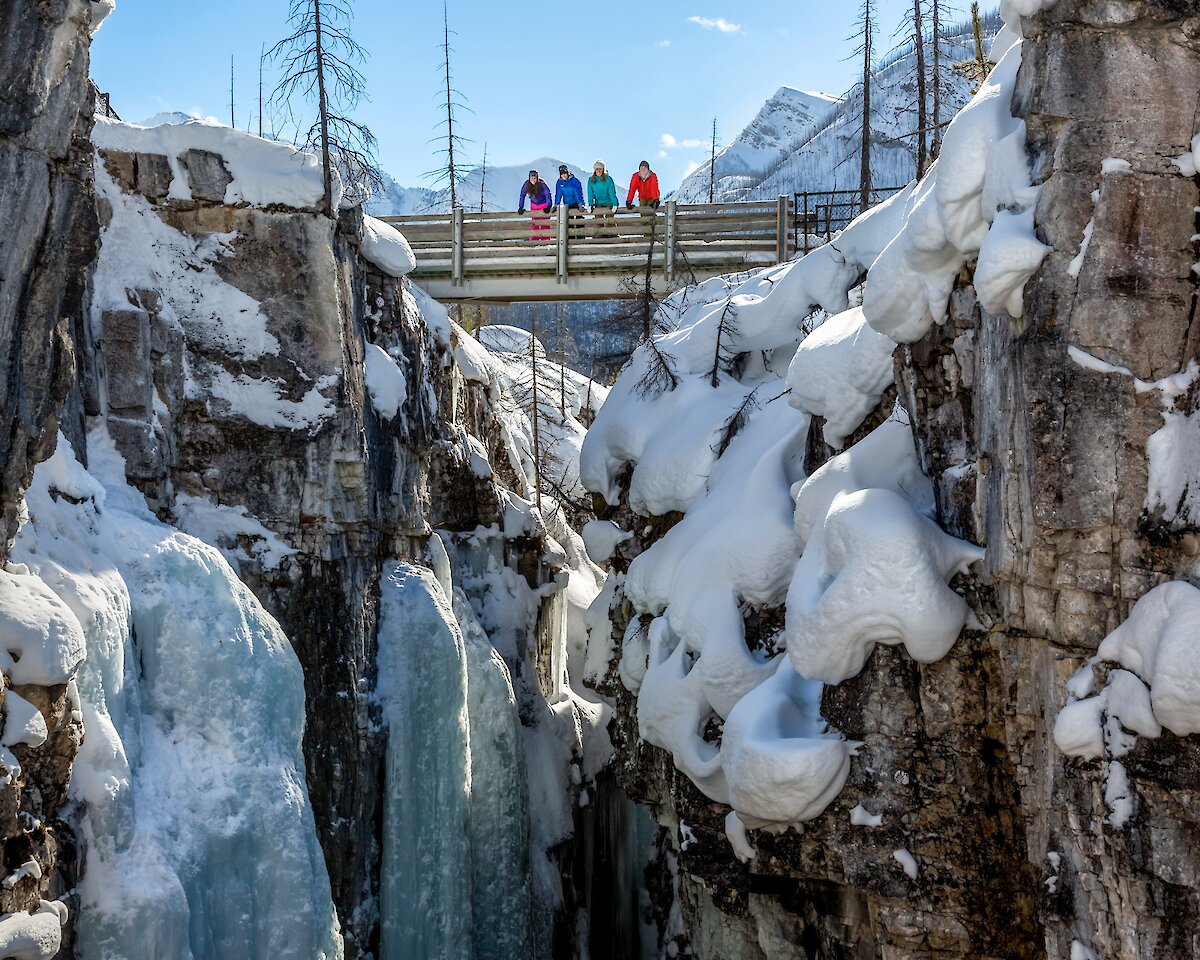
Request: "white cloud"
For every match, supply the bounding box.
[657,150,669,159]
[661,133,705,151]
[688,16,743,34]
[683,161,702,178]
[656,39,672,47]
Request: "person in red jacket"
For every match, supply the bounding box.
[626,161,661,208]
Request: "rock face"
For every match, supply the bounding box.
[594,3,1200,958]
[0,0,96,949]
[0,0,98,555]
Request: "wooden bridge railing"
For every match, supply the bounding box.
[379,197,793,296]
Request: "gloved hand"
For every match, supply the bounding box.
[518,208,525,215]
[651,199,661,209]
[625,201,634,209]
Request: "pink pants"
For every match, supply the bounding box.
[530,202,551,241]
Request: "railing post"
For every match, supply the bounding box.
[776,195,789,263]
[451,206,464,286]
[665,199,676,283]
[802,192,810,255]
[557,203,569,284]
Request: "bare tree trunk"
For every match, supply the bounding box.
[642,217,658,342]
[913,0,928,177]
[478,141,488,213]
[971,1,986,69]
[443,2,458,209]
[314,0,334,217]
[858,1,874,214]
[931,0,942,161]
[258,45,264,138]
[530,316,542,511]
[558,303,567,416]
[230,55,235,129]
[709,118,718,203]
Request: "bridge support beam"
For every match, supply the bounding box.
[556,203,569,284]
[452,205,465,286]
[665,199,676,283]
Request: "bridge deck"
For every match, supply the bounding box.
[380,197,794,303]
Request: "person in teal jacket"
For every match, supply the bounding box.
[587,160,619,236]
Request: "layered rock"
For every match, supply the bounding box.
[0,0,97,951]
[589,3,1200,958]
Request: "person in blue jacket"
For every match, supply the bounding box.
[587,159,619,236]
[553,164,586,210]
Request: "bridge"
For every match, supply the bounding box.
[380,197,795,303]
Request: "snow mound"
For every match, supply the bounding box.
[93,116,339,210]
[362,216,416,277]
[364,343,409,420]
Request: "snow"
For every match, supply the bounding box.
[581,520,633,565]
[173,493,299,572]
[14,434,342,960]
[724,811,757,863]
[865,43,1046,342]
[90,0,116,34]
[1070,942,1100,960]
[892,848,919,880]
[203,368,337,430]
[92,157,278,358]
[1055,581,1200,828]
[0,903,66,960]
[1105,760,1133,828]
[850,804,884,827]
[1,692,48,749]
[2,861,42,890]
[364,343,409,420]
[1095,582,1200,735]
[786,487,984,685]
[786,306,896,449]
[361,216,416,277]
[93,116,340,210]
[0,567,86,685]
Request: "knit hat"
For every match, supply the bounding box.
[639,160,651,170]
[529,169,539,177]
[558,164,570,174]
[594,159,606,170]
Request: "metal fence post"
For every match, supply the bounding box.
[665,200,677,283]
[451,206,465,286]
[557,203,569,284]
[776,195,789,263]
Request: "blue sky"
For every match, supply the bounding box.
[92,0,919,191]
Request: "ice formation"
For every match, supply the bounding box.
[13,434,342,960]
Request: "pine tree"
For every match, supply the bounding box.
[270,0,381,216]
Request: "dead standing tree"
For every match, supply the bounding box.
[910,0,929,177]
[270,0,381,216]
[708,118,719,203]
[428,1,472,209]
[852,0,877,215]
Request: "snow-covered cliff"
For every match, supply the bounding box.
[673,18,995,203]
